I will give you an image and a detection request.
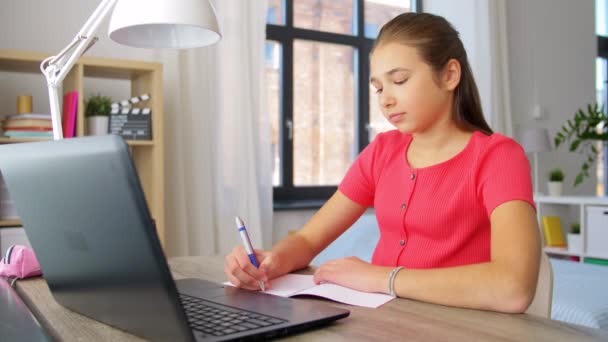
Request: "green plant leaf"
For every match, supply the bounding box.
[575,173,584,186]
[569,139,581,152]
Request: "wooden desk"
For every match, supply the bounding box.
[14,256,608,341]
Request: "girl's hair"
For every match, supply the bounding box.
[373,12,493,135]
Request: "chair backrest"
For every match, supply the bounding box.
[525,251,553,318]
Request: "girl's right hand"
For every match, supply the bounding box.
[224,246,278,290]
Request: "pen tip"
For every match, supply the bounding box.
[235,216,243,227]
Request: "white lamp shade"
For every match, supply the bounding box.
[520,127,552,153]
[108,0,221,49]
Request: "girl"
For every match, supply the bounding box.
[225,12,540,314]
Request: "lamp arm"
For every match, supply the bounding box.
[40,0,118,140]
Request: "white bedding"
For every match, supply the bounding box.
[550,258,608,330]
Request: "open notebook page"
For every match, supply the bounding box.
[224,274,394,308]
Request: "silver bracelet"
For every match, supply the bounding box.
[388,266,404,297]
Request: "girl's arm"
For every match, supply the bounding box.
[313,200,541,313]
[391,200,540,313]
[225,190,367,289]
[266,190,368,278]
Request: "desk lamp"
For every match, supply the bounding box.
[40,0,221,140]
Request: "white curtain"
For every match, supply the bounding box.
[155,0,272,257]
[486,0,513,136]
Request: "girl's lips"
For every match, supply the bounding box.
[389,112,406,123]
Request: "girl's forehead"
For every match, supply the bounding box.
[370,43,422,75]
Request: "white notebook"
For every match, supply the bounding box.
[224,274,394,308]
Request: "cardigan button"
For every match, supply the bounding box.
[399,239,406,246]
[401,203,406,210]
[410,173,416,180]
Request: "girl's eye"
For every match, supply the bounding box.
[375,88,383,94]
[395,79,408,85]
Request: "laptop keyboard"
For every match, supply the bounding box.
[179,293,288,337]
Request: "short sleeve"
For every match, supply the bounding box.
[477,137,535,216]
[338,134,384,207]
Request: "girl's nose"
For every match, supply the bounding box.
[380,93,395,108]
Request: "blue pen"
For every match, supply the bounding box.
[235,216,265,291]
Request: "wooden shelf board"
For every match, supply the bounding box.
[535,195,608,205]
[0,137,51,144]
[0,50,49,73]
[0,219,22,227]
[126,140,154,147]
[544,246,580,257]
[0,137,154,146]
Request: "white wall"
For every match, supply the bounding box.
[505,0,596,196]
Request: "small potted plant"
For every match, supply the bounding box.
[547,168,564,196]
[85,94,113,135]
[567,223,582,253]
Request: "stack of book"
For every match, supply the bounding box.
[1,113,53,138]
[1,91,78,139]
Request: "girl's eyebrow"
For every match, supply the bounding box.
[370,67,411,83]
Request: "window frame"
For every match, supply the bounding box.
[269,0,422,208]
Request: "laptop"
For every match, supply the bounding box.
[0,277,51,341]
[0,135,349,341]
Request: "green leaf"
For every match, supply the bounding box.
[575,173,584,186]
[569,139,582,152]
[582,162,589,171]
[592,144,599,154]
[567,120,575,129]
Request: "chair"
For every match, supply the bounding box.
[525,251,554,318]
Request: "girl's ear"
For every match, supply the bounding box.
[443,59,461,91]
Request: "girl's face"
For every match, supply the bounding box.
[370,42,458,134]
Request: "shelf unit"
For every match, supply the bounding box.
[0,50,166,246]
[535,195,608,263]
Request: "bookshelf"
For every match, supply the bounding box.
[535,195,608,263]
[0,50,166,246]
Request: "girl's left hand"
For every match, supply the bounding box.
[313,256,390,293]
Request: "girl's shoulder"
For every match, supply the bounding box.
[473,131,527,165]
[474,131,525,152]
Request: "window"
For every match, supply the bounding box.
[596,0,608,196]
[266,0,420,206]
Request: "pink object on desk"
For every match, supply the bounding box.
[0,245,42,279]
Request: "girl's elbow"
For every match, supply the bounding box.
[494,282,536,314]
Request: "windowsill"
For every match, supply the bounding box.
[273,199,327,211]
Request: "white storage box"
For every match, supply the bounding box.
[586,206,608,259]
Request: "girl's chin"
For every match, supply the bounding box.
[392,123,415,134]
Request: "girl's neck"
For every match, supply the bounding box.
[410,119,469,152]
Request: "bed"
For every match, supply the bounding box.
[550,258,608,330]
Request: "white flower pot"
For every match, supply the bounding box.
[87,116,109,136]
[547,181,563,197]
[567,233,582,253]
